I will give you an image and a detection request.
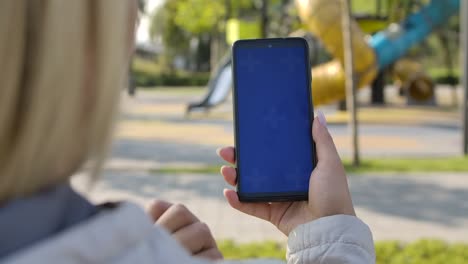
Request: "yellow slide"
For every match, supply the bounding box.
[188,0,456,113]
[295,0,378,106]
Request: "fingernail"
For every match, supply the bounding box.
[216,147,222,156]
[317,110,327,128]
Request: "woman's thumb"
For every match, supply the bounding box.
[312,111,340,163]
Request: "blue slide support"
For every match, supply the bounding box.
[370,0,460,70]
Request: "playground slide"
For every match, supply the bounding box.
[186,55,232,113]
[186,0,460,113]
[296,0,378,106]
[297,0,460,106]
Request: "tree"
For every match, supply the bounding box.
[173,0,226,35]
[150,0,258,44]
[150,0,191,72]
[149,0,297,71]
[138,0,146,14]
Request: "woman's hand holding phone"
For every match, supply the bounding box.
[217,112,356,235]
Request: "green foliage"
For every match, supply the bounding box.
[150,1,190,66]
[133,56,162,74]
[230,0,256,18]
[376,240,468,264]
[218,240,468,263]
[174,0,226,34]
[131,57,209,87]
[376,241,402,262]
[344,156,468,173]
[352,0,391,16]
[218,240,286,260]
[169,0,257,36]
[428,66,460,85]
[149,156,468,175]
[149,0,290,68]
[150,0,255,47]
[133,71,209,87]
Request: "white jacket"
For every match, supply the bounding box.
[2,203,375,264]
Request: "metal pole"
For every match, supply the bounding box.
[376,0,381,17]
[261,0,268,38]
[461,0,468,155]
[225,0,231,19]
[341,0,360,165]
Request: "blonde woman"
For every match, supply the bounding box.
[0,1,374,263]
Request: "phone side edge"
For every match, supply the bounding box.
[303,37,318,171]
[230,41,243,198]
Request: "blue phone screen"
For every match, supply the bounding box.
[233,41,314,195]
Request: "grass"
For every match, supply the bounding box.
[218,240,286,260]
[218,239,468,263]
[344,156,468,173]
[427,67,460,78]
[140,86,206,95]
[325,107,458,126]
[149,156,468,175]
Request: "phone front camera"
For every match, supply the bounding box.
[268,44,272,48]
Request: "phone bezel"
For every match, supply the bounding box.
[231,37,316,202]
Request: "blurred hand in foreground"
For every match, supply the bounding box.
[147,200,223,260]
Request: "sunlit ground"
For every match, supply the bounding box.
[73,84,468,247]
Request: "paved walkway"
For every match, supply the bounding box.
[74,171,468,243]
[114,87,463,171]
[72,87,468,243]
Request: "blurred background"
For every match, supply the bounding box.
[75,0,468,262]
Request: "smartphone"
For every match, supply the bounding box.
[232,37,316,202]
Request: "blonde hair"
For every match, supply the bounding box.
[0,1,135,202]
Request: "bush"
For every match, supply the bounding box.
[133,71,210,87]
[131,57,210,87]
[432,75,459,85]
[218,239,468,263]
[376,240,468,264]
[218,240,286,260]
[428,67,460,85]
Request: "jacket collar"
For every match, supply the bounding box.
[0,184,97,258]
[2,202,157,264]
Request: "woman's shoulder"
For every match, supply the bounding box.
[2,202,204,264]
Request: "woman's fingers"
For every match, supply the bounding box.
[223,189,271,222]
[217,146,236,164]
[218,147,237,187]
[147,200,173,222]
[156,204,199,232]
[173,222,217,256]
[218,146,274,224]
[220,166,237,186]
[312,112,341,166]
[155,203,223,259]
[309,112,356,217]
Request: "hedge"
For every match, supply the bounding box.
[131,57,210,87]
[133,71,210,87]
